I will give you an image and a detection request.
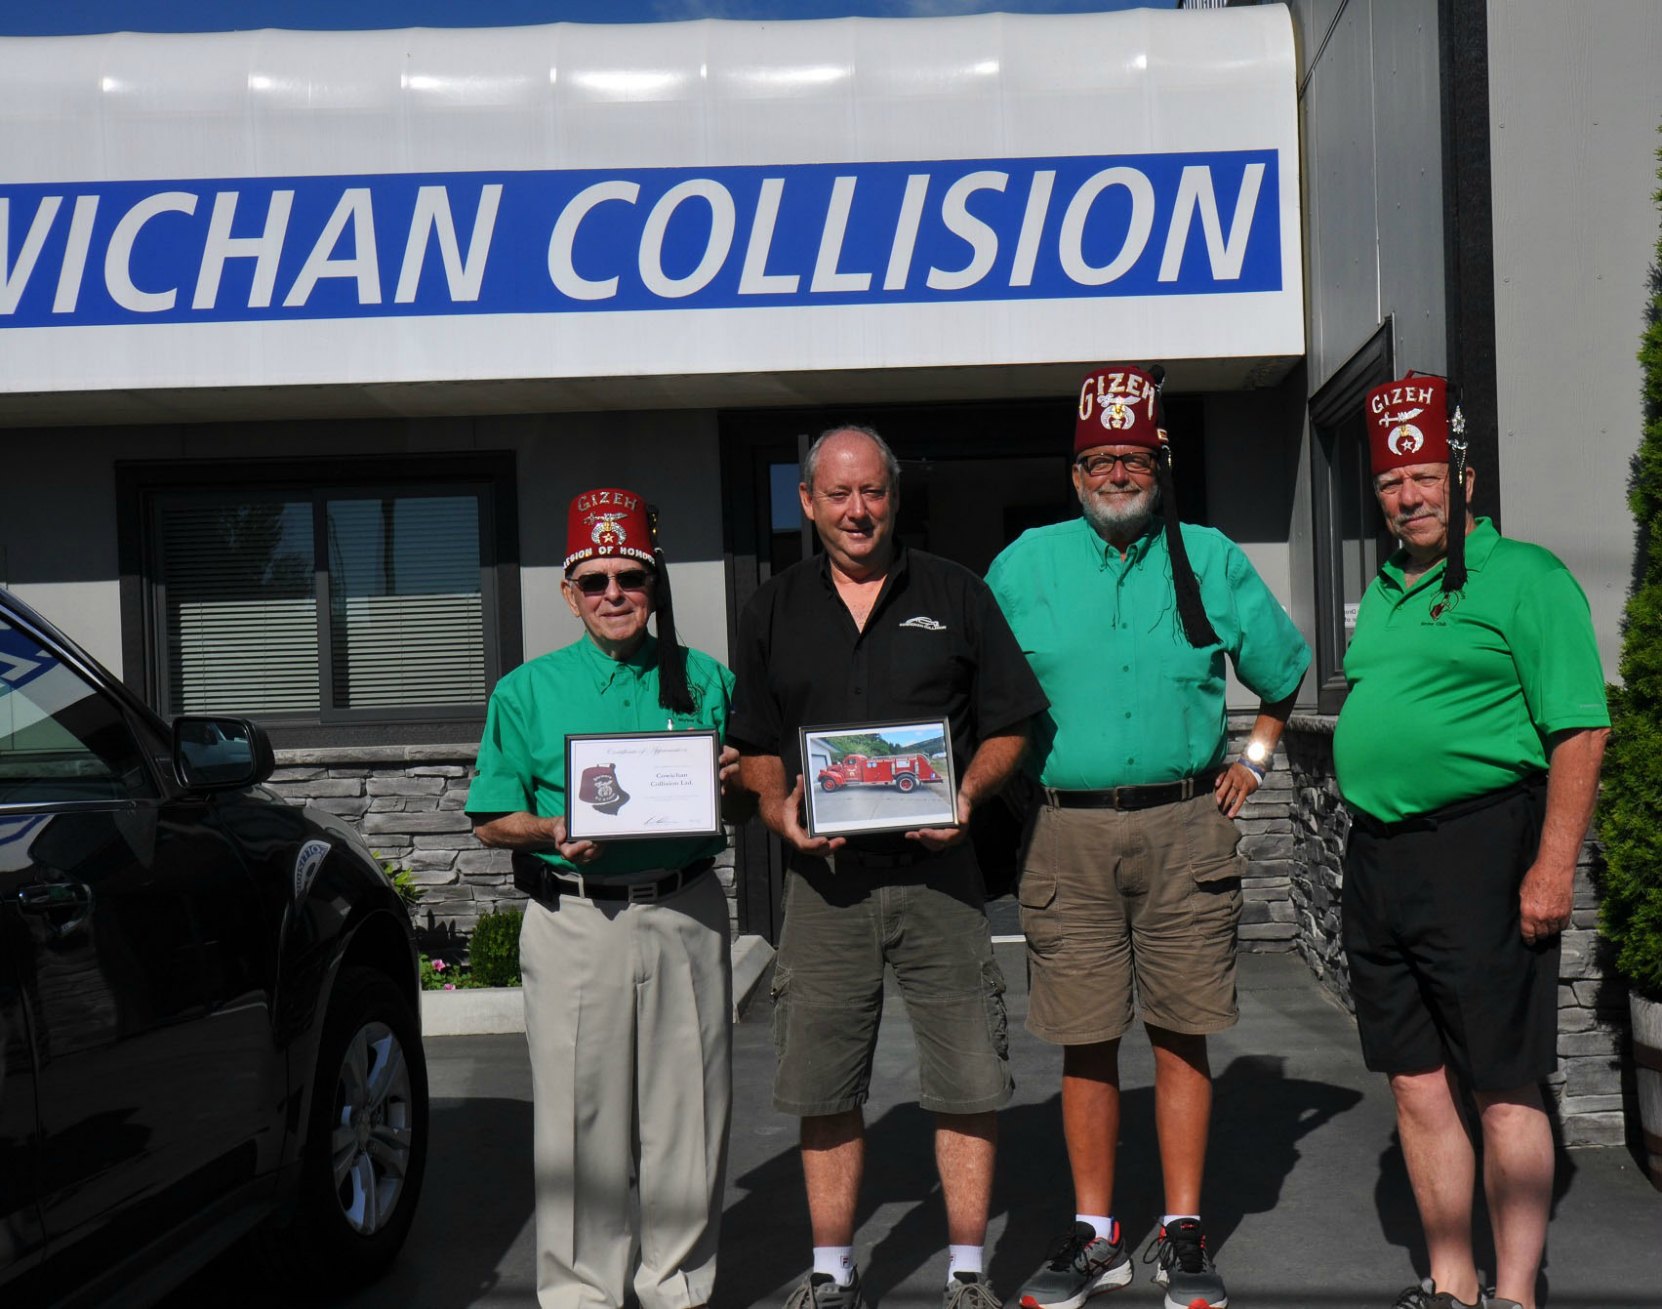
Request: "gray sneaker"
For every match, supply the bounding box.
[943,1271,1002,1309]
[1015,1221,1133,1309]
[1390,1278,1477,1308]
[784,1269,869,1309]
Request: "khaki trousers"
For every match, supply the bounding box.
[520,873,732,1309]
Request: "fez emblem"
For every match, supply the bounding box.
[578,763,630,815]
[587,512,628,555]
[1100,398,1134,431]
[1385,407,1426,457]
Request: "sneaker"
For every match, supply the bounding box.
[1390,1279,1477,1309]
[1016,1221,1134,1309]
[1143,1219,1227,1309]
[942,1271,1002,1309]
[1481,1298,1522,1309]
[783,1269,869,1309]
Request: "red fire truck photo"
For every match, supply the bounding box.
[816,752,943,794]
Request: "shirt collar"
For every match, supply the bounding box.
[1079,515,1161,568]
[1380,516,1499,593]
[816,541,909,593]
[578,631,657,689]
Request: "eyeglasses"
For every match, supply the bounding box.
[569,568,652,596]
[1076,451,1157,477]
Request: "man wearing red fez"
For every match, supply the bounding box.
[1335,375,1609,1309]
[987,364,1309,1309]
[729,424,1048,1309]
[467,488,744,1309]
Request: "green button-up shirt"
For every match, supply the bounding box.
[466,635,734,876]
[988,517,1310,789]
[1334,518,1609,824]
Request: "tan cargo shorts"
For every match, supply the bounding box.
[1018,791,1245,1045]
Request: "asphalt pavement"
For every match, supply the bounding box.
[168,950,1661,1309]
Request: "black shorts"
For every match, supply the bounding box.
[1341,777,1557,1092]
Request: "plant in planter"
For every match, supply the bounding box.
[468,907,523,988]
[1596,135,1662,1188]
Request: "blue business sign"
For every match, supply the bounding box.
[0,151,1280,328]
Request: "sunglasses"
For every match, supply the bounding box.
[569,568,652,596]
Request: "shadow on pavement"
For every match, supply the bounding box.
[158,1096,534,1308]
[721,1052,1367,1305]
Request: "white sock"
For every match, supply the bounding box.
[812,1246,855,1286]
[1077,1213,1115,1242]
[1162,1213,1201,1229]
[947,1245,984,1283]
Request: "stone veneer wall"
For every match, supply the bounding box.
[267,745,741,950]
[1226,718,1299,953]
[1281,717,1629,1147]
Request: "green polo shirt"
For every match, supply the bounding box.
[987,517,1310,789]
[1334,518,1609,824]
[466,634,734,876]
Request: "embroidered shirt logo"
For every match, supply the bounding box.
[899,616,947,631]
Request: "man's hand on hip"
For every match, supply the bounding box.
[1213,763,1260,819]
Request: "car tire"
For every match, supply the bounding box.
[820,775,839,791]
[267,965,429,1292]
[895,773,917,793]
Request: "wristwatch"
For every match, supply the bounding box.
[1239,738,1270,782]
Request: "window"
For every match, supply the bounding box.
[118,455,520,744]
[0,617,154,805]
[1309,321,1396,713]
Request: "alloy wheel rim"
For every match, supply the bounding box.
[330,1019,414,1235]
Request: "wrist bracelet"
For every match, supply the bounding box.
[1239,758,1265,782]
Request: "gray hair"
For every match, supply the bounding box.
[801,424,901,494]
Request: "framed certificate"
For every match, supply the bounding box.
[798,718,958,838]
[564,729,723,842]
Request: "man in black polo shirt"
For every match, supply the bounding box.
[731,425,1047,1309]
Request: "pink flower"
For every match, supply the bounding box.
[432,959,447,972]
[443,983,456,991]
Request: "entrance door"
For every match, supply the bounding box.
[719,396,1208,942]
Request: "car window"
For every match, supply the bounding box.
[0,618,156,804]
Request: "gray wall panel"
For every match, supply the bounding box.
[1487,0,1662,681]
[0,411,730,680]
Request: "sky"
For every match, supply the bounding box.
[0,0,1165,37]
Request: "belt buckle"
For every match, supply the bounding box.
[627,880,659,905]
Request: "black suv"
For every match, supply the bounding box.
[0,587,428,1306]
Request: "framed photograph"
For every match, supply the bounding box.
[798,718,958,838]
[564,729,722,842]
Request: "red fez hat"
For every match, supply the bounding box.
[1075,365,1163,455]
[564,488,655,572]
[1365,374,1453,474]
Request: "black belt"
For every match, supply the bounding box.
[1348,774,1546,838]
[1041,767,1227,811]
[514,856,714,905]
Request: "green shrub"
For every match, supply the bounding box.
[468,907,524,988]
[1597,135,1662,1002]
[376,854,425,911]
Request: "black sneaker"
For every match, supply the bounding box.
[783,1269,869,1309]
[1391,1279,1478,1309]
[1143,1219,1227,1309]
[1016,1220,1133,1309]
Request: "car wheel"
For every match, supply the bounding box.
[820,776,839,791]
[895,773,917,793]
[268,965,429,1290]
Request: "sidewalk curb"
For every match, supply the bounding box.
[420,934,776,1036]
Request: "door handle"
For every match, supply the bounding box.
[16,882,94,913]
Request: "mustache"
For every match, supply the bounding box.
[1392,507,1445,531]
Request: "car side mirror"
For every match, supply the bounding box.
[172,716,277,791]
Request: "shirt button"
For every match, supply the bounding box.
[622,699,631,707]
[1123,711,1132,719]
[853,686,863,694]
[1121,665,1129,672]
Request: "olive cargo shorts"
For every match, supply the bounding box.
[1018,792,1245,1045]
[770,846,1014,1117]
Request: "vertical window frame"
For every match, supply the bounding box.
[1309,320,1395,714]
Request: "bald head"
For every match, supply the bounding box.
[798,425,900,580]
